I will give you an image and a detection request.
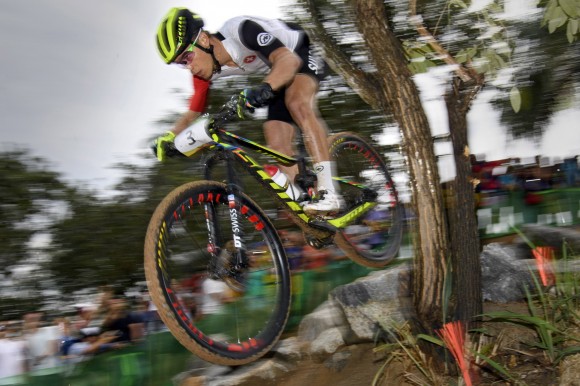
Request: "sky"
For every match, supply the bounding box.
[0,0,284,192]
[1,0,579,193]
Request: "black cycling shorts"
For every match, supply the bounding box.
[267,24,328,124]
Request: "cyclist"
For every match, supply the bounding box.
[154,7,344,214]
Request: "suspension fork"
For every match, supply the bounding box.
[201,149,250,275]
[222,151,248,271]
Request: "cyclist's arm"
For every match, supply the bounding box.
[170,76,209,135]
[265,47,301,91]
[172,111,201,135]
[239,20,301,91]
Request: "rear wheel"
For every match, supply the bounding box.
[144,181,291,365]
[329,132,404,267]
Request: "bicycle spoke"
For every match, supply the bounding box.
[329,133,403,267]
[145,182,290,365]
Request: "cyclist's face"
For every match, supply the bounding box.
[175,32,198,67]
[174,31,212,79]
[175,47,195,67]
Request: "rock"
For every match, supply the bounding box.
[181,239,570,385]
[272,337,307,362]
[180,376,206,386]
[523,224,580,252]
[480,243,535,303]
[207,359,292,386]
[329,263,413,341]
[323,351,351,372]
[310,327,346,357]
[559,353,580,386]
[297,299,351,343]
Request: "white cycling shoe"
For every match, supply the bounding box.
[302,189,345,215]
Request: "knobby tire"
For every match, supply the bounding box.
[144,181,291,366]
[328,132,404,267]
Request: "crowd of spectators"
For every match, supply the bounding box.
[470,155,579,207]
[0,232,352,384]
[0,210,385,384]
[0,286,151,384]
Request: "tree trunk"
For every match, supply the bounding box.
[353,0,450,333]
[445,79,483,324]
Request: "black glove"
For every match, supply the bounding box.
[241,83,276,109]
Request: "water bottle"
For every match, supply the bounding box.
[264,165,302,201]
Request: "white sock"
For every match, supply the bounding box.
[313,161,340,194]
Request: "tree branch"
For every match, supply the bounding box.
[299,0,382,110]
[408,0,474,83]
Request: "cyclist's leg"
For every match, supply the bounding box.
[264,90,298,182]
[284,74,330,165]
[284,75,342,212]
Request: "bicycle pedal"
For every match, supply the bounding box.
[305,234,334,249]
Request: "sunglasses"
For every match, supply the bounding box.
[175,29,203,66]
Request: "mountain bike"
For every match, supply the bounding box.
[144,96,404,366]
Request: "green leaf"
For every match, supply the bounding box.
[548,7,569,33]
[559,0,578,18]
[543,0,560,26]
[571,18,580,33]
[567,21,576,42]
[483,311,561,332]
[467,47,478,59]
[556,346,580,363]
[456,52,468,64]
[417,334,445,347]
[510,87,522,113]
[568,18,579,42]
[450,0,468,8]
[468,349,517,382]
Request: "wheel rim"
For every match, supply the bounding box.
[152,187,289,360]
[332,139,402,260]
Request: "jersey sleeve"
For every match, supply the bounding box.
[189,76,210,113]
[239,19,286,59]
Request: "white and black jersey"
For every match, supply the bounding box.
[188,16,327,123]
[213,16,325,81]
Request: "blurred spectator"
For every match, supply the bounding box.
[72,304,97,333]
[55,317,78,358]
[23,312,59,371]
[201,277,229,316]
[280,230,304,271]
[180,293,201,322]
[361,209,391,250]
[564,156,578,187]
[67,327,120,365]
[0,321,27,385]
[23,312,62,385]
[302,244,330,270]
[497,166,518,191]
[100,292,144,344]
[141,293,164,334]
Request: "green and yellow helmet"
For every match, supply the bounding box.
[156,8,204,64]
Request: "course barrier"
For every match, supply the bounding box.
[1,260,375,386]
[477,188,580,238]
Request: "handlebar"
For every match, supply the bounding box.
[208,95,246,132]
[159,94,248,159]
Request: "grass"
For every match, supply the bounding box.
[373,230,580,385]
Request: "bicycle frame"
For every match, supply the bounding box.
[203,128,378,238]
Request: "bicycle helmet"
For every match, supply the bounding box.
[156,7,204,64]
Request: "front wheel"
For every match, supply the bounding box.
[329,132,404,267]
[144,181,291,366]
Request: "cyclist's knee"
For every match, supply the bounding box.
[286,98,315,124]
